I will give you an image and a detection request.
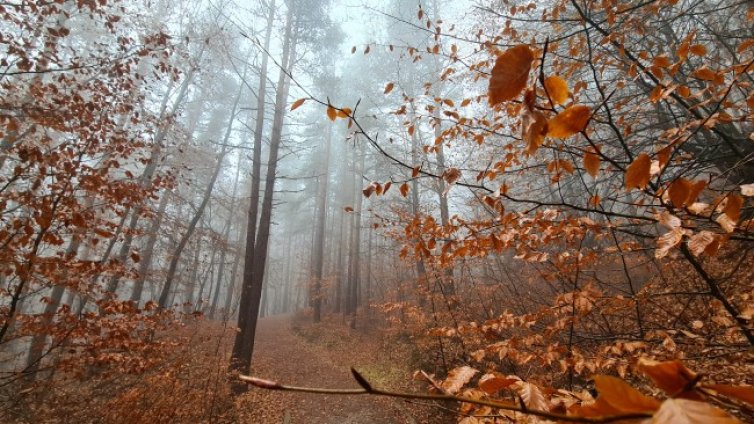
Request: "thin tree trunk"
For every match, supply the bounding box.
[230,0,275,368]
[230,4,296,393]
[130,191,169,304]
[312,123,332,322]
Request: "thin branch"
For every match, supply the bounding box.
[239,369,653,424]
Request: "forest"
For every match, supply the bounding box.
[1,0,753,422]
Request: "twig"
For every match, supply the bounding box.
[239,368,653,423]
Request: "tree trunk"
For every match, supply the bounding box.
[230,3,296,393]
[312,123,332,322]
[130,191,169,304]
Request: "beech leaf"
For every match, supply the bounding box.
[652,398,741,424]
[544,75,569,105]
[441,366,478,394]
[488,45,534,106]
[547,105,591,139]
[625,153,651,191]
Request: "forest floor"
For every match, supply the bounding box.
[236,313,446,424]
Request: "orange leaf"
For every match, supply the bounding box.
[523,110,548,155]
[399,182,409,197]
[625,153,651,191]
[668,178,693,207]
[547,104,591,139]
[290,98,306,111]
[593,375,661,413]
[326,106,337,121]
[544,75,569,105]
[704,384,754,407]
[689,44,707,56]
[478,373,517,394]
[652,398,741,424]
[584,151,600,178]
[693,67,717,81]
[336,108,352,118]
[723,194,743,222]
[636,358,699,397]
[488,45,534,106]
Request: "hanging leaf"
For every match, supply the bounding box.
[336,108,352,118]
[723,194,743,222]
[290,98,306,111]
[547,105,591,139]
[544,75,569,105]
[326,106,337,121]
[656,228,684,259]
[689,44,707,56]
[442,168,462,196]
[523,110,548,155]
[400,182,409,197]
[693,67,716,81]
[362,183,376,198]
[625,153,651,190]
[687,231,720,256]
[652,398,741,424]
[584,150,600,178]
[488,45,534,106]
[441,366,477,394]
[384,82,394,94]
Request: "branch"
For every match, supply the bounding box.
[239,369,653,424]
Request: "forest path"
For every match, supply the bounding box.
[238,314,418,424]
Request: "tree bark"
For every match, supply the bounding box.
[312,123,332,322]
[230,3,296,393]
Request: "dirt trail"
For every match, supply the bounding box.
[240,314,418,424]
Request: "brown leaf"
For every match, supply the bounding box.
[326,106,337,121]
[488,45,534,106]
[656,228,684,259]
[637,358,698,397]
[693,67,717,81]
[290,98,306,111]
[668,178,693,207]
[625,153,651,191]
[547,104,591,139]
[399,182,409,197]
[723,194,743,222]
[544,75,569,105]
[689,44,707,56]
[593,375,661,413]
[584,151,600,178]
[514,381,548,411]
[652,398,741,424]
[523,110,548,155]
[441,366,478,395]
[478,373,518,394]
[703,384,754,407]
[384,82,394,94]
